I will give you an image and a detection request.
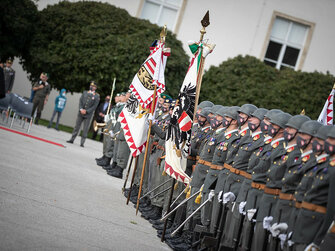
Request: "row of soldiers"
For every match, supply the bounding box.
[95,96,335,251]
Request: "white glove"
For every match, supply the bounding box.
[223,192,236,204]
[278,234,287,250]
[247,208,257,221]
[263,216,273,230]
[109,131,115,137]
[239,201,247,215]
[304,243,320,251]
[218,191,223,203]
[287,240,295,247]
[147,113,155,121]
[269,222,288,237]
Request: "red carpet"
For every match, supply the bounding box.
[0,126,65,148]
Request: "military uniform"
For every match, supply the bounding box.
[290,153,329,250]
[31,80,51,124]
[68,89,100,146]
[219,130,265,249]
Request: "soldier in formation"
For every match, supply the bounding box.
[93,90,335,251]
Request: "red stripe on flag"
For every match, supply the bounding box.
[150,57,156,67]
[145,60,155,75]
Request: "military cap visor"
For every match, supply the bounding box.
[160,93,172,100]
[90,81,97,87]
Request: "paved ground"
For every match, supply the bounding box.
[0,120,171,251]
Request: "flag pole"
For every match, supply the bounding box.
[192,11,210,121]
[107,77,116,115]
[136,26,167,215]
[126,156,139,205]
[122,155,134,193]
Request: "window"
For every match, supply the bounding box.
[140,0,183,32]
[264,17,309,70]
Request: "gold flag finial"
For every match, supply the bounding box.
[300,109,305,115]
[160,25,167,43]
[200,11,210,42]
[333,81,335,89]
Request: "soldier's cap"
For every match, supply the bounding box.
[215,106,227,117]
[120,92,126,96]
[164,98,172,104]
[224,106,240,121]
[160,93,172,100]
[327,126,335,139]
[264,109,282,120]
[251,108,268,121]
[238,104,257,117]
[315,125,333,140]
[299,120,323,137]
[198,101,214,109]
[269,112,292,129]
[127,89,132,93]
[199,107,211,119]
[90,81,97,87]
[6,58,13,63]
[116,93,121,97]
[285,115,311,130]
[210,105,223,114]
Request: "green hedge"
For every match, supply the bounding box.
[201,55,334,120]
[21,1,189,98]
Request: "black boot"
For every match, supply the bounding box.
[107,165,123,179]
[96,156,111,167]
[95,155,104,161]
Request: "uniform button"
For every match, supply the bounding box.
[304,174,306,177]
[236,154,239,156]
[267,178,269,181]
[274,161,277,164]
[312,215,315,219]
[237,179,240,182]
[252,171,255,174]
[289,170,291,173]
[206,170,208,173]
[282,178,285,181]
[274,196,277,199]
[268,170,270,172]
[299,182,301,185]
[295,191,297,194]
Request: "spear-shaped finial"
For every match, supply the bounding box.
[332,81,335,89]
[160,25,167,43]
[300,109,305,115]
[200,11,210,42]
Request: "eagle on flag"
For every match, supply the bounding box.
[164,41,215,184]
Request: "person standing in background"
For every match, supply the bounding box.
[67,81,100,147]
[48,88,67,130]
[31,73,51,124]
[3,58,15,94]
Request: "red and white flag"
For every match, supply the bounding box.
[119,41,169,156]
[164,41,215,184]
[129,41,169,109]
[318,87,334,125]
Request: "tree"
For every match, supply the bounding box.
[201,55,334,120]
[0,0,39,60]
[21,1,189,98]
